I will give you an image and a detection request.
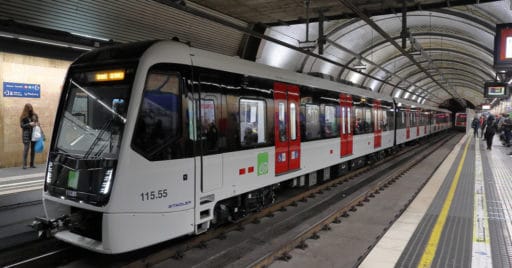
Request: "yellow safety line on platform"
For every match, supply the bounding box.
[417,136,471,268]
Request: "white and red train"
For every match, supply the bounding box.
[454,112,467,131]
[40,40,452,253]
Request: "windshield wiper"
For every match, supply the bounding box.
[83,119,113,159]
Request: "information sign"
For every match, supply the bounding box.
[2,82,41,98]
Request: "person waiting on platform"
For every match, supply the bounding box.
[471,116,480,138]
[502,114,512,147]
[484,114,498,150]
[20,103,39,169]
[479,115,486,138]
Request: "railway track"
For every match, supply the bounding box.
[0,132,459,268]
[125,132,457,268]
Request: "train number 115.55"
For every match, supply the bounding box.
[140,189,168,201]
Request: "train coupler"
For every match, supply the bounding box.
[30,215,69,238]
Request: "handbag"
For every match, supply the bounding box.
[34,137,44,153]
[32,125,42,141]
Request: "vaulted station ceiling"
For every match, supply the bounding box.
[191,0,507,108]
[1,0,509,109]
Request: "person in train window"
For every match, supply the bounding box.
[355,118,363,134]
[244,127,258,145]
[206,122,218,150]
[20,103,39,169]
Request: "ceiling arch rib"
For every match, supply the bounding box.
[405,74,483,97]
[378,65,491,96]
[374,47,494,81]
[341,33,493,82]
[318,32,491,101]
[410,78,483,99]
[297,8,494,105]
[382,60,491,92]
[358,41,494,96]
[401,70,485,92]
[383,59,492,94]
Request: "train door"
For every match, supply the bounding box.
[406,107,411,139]
[423,111,427,135]
[340,94,353,157]
[416,110,420,136]
[274,82,301,175]
[373,100,382,148]
[197,74,224,193]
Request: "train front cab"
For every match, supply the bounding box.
[454,112,467,131]
[41,41,200,254]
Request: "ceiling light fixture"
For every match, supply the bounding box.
[353,58,366,70]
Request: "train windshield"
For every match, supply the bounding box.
[54,68,134,159]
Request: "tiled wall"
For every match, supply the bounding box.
[0,52,70,167]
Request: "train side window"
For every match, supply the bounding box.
[323,105,339,137]
[290,103,297,140]
[304,104,320,139]
[386,107,395,130]
[399,110,405,128]
[199,98,218,151]
[278,102,287,142]
[380,108,387,131]
[240,99,266,146]
[354,107,363,134]
[132,71,181,161]
[364,107,373,132]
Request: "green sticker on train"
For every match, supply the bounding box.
[257,152,268,176]
[68,170,79,189]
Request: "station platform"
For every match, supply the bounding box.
[361,134,512,267]
[0,165,45,196]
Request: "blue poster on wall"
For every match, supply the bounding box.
[3,82,41,98]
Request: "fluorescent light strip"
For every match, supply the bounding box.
[0,31,93,51]
[71,32,110,42]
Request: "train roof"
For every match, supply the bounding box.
[393,97,449,112]
[74,40,451,112]
[144,40,394,103]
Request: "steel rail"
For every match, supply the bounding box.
[250,133,454,267]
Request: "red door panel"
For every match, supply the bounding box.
[340,94,353,157]
[274,82,301,175]
[374,100,382,148]
[287,85,301,171]
[274,83,288,175]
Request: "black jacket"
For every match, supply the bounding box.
[20,114,38,143]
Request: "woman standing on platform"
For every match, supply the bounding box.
[484,114,497,150]
[20,103,39,169]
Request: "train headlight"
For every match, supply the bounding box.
[45,162,54,184]
[100,169,113,194]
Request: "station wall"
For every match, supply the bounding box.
[0,52,70,168]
